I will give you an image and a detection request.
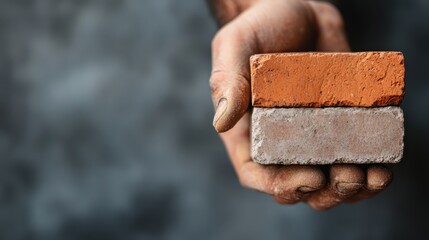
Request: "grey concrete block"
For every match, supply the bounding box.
[251,107,404,165]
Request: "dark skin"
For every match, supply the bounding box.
[208,0,393,210]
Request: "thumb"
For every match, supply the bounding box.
[210,19,257,133]
[210,0,317,133]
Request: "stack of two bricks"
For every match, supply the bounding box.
[250,52,405,165]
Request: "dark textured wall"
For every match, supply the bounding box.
[0,0,427,239]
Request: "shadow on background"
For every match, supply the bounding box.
[0,0,427,239]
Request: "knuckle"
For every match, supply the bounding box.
[209,70,250,99]
[208,74,218,91]
[237,178,247,188]
[209,70,226,95]
[310,1,346,32]
[236,163,271,193]
[331,17,346,32]
[211,28,227,50]
[320,2,346,30]
[271,184,283,197]
[237,174,252,189]
[236,164,252,189]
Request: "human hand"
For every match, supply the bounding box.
[209,0,393,210]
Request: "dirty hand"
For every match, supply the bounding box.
[209,0,393,210]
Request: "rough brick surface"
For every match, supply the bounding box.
[251,107,404,165]
[251,52,405,107]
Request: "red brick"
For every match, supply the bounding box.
[251,52,405,107]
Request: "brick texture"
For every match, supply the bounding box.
[251,107,404,165]
[251,52,405,107]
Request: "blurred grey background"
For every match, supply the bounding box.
[0,0,427,239]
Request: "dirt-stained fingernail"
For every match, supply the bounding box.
[297,186,318,194]
[336,182,363,194]
[213,98,227,131]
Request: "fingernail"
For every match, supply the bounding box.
[336,182,363,194]
[297,186,317,194]
[213,98,227,131]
